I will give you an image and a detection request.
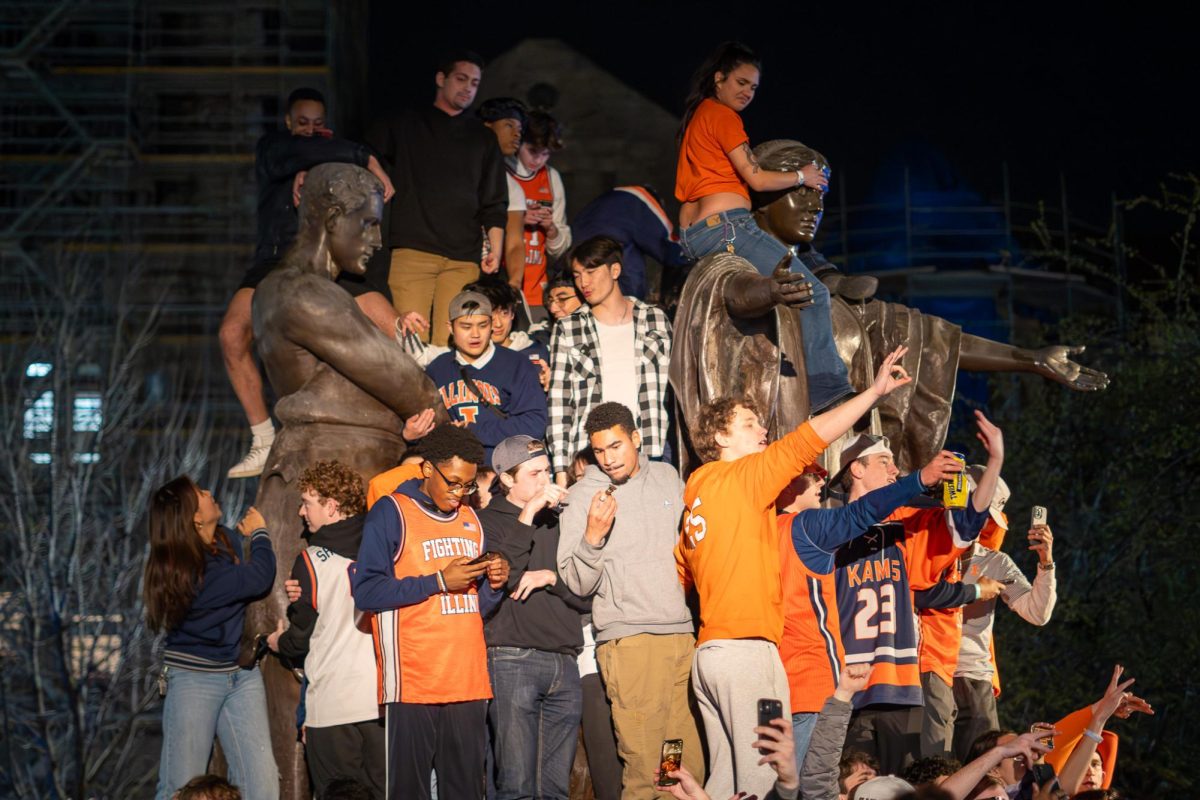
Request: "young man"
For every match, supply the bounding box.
[422,290,547,461]
[773,445,975,770]
[477,97,528,279]
[544,270,582,321]
[952,469,1056,762]
[557,402,703,800]
[567,184,690,301]
[366,51,507,344]
[828,413,1005,776]
[673,347,914,798]
[506,110,571,313]
[462,279,550,370]
[477,435,589,799]
[351,424,509,800]
[223,87,396,478]
[265,460,383,798]
[547,236,672,484]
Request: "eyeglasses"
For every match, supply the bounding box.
[430,461,478,496]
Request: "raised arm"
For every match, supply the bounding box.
[727,143,829,194]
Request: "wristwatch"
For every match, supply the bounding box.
[1038,561,1055,571]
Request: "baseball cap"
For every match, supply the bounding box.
[966,464,1010,528]
[828,434,893,487]
[492,435,548,475]
[850,776,915,800]
[449,291,493,321]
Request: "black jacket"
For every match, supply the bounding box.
[254,130,371,267]
[276,515,365,663]
[477,496,590,654]
[366,105,507,262]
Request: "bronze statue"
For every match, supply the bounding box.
[248,163,445,798]
[671,140,1108,475]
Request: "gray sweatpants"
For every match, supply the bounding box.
[692,639,790,799]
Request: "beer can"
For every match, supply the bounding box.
[943,451,969,509]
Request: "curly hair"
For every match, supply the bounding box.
[584,402,636,439]
[421,423,486,467]
[693,396,762,464]
[902,756,961,786]
[298,460,366,517]
[175,774,242,800]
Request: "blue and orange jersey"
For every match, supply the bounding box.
[835,504,985,708]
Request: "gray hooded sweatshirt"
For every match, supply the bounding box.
[557,456,693,642]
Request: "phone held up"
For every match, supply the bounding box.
[657,739,684,787]
[1031,505,1048,528]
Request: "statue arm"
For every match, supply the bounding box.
[958,334,1109,391]
[283,284,443,418]
[723,258,814,318]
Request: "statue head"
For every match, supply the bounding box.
[295,163,384,279]
[750,140,831,245]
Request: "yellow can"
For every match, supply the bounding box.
[943,451,969,509]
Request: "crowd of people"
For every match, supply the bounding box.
[145,41,1150,800]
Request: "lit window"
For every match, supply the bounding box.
[73,453,101,464]
[26,363,52,378]
[73,394,102,432]
[30,453,52,464]
[24,391,54,438]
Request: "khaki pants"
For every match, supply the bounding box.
[596,633,704,800]
[692,639,790,800]
[388,248,479,345]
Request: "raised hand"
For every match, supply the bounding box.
[974,410,1004,464]
[236,506,266,537]
[584,489,618,546]
[870,346,913,397]
[1035,345,1110,391]
[1028,524,1054,565]
[1090,664,1140,726]
[834,663,873,703]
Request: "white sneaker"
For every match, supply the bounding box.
[227,440,273,479]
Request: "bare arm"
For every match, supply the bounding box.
[940,732,1049,800]
[808,346,912,443]
[727,143,829,193]
[504,210,526,288]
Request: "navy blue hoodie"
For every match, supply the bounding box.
[163,528,275,669]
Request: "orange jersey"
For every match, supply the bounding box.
[509,165,553,306]
[675,422,828,645]
[371,493,491,705]
[366,463,425,510]
[917,561,964,687]
[777,512,844,713]
[675,98,750,203]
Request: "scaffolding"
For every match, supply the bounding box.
[1,0,346,435]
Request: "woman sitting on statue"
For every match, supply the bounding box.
[675,41,853,412]
[143,477,280,800]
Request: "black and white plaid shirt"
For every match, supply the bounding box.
[547,301,672,473]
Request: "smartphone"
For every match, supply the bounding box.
[1031,505,1048,527]
[537,199,554,208]
[1030,721,1055,750]
[467,551,499,566]
[757,698,784,728]
[656,739,683,787]
[1029,762,1057,786]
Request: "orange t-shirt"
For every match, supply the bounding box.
[917,561,965,687]
[675,98,750,203]
[675,422,829,645]
[366,463,426,510]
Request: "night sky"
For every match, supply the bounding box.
[366,3,1195,225]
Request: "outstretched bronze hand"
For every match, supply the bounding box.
[725,254,814,318]
[1034,345,1110,391]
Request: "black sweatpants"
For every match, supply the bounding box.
[844,704,920,776]
[580,672,622,800]
[306,717,385,798]
[385,699,487,800]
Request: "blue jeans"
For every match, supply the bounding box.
[680,209,853,412]
[488,647,582,800]
[155,666,279,800]
[791,711,819,776]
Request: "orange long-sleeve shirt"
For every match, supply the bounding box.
[675,422,829,645]
[366,463,426,510]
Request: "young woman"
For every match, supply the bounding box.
[675,41,852,412]
[144,477,279,800]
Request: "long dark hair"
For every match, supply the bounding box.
[677,41,762,149]
[143,476,236,632]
